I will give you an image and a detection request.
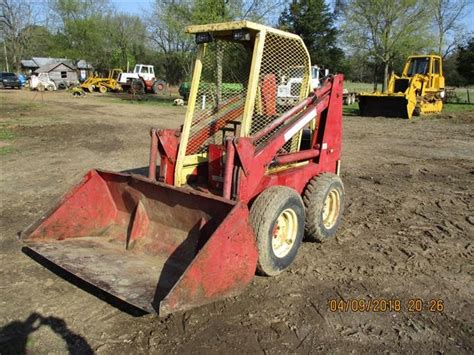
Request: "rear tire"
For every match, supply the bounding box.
[250,186,305,276]
[152,80,166,94]
[304,173,344,242]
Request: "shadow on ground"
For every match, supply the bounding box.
[0,313,93,355]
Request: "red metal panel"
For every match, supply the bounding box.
[159,202,258,315]
[26,170,120,240]
[156,129,180,185]
[261,74,277,116]
[208,144,225,190]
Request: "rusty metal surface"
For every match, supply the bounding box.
[21,170,257,315]
[26,238,176,313]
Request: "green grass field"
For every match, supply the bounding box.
[344,82,473,105]
[343,102,474,116]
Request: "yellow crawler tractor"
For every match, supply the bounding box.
[358,55,445,119]
[81,68,123,93]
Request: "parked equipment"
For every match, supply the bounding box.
[81,69,123,93]
[118,64,167,95]
[277,65,329,107]
[29,73,57,91]
[358,55,445,119]
[21,21,345,315]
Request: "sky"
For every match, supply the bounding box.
[112,0,154,15]
[111,0,474,33]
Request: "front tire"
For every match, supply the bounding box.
[304,173,344,242]
[250,186,305,276]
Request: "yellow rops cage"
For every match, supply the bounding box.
[175,21,311,186]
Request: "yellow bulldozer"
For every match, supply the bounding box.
[81,68,123,93]
[358,55,445,119]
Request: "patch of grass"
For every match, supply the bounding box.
[343,102,360,116]
[344,81,379,93]
[0,127,15,140]
[0,146,13,155]
[443,103,474,113]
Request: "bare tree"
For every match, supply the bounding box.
[0,0,37,71]
[430,0,468,57]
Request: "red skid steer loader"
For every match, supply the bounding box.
[21,21,345,315]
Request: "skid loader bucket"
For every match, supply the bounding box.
[358,94,413,119]
[20,170,258,315]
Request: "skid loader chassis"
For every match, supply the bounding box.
[150,75,342,203]
[21,21,345,315]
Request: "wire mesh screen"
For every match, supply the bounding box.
[251,32,310,151]
[186,40,252,155]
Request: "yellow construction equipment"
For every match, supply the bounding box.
[81,68,123,93]
[358,55,445,119]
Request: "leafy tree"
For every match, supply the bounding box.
[457,37,474,85]
[278,0,344,71]
[343,0,432,91]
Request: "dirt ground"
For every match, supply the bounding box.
[0,89,472,354]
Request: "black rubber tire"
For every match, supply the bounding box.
[250,186,305,276]
[130,79,145,95]
[413,105,421,116]
[152,80,166,94]
[57,81,68,90]
[303,173,344,242]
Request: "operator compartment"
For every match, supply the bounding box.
[174,21,312,189]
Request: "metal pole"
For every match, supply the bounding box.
[3,42,9,72]
[223,138,235,200]
[148,129,158,180]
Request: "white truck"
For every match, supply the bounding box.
[277,65,329,106]
[118,64,166,94]
[277,65,356,105]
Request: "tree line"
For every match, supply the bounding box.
[0,0,472,87]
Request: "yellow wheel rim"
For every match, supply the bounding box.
[99,86,107,93]
[322,189,340,229]
[271,208,298,258]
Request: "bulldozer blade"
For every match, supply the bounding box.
[358,95,413,119]
[20,170,258,315]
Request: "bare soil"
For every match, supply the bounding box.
[0,89,473,354]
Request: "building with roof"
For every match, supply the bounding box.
[21,57,93,83]
[34,62,79,87]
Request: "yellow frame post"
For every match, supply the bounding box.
[174,45,205,186]
[240,30,266,136]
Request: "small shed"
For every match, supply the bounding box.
[34,62,78,86]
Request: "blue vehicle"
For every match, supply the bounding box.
[17,74,26,87]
